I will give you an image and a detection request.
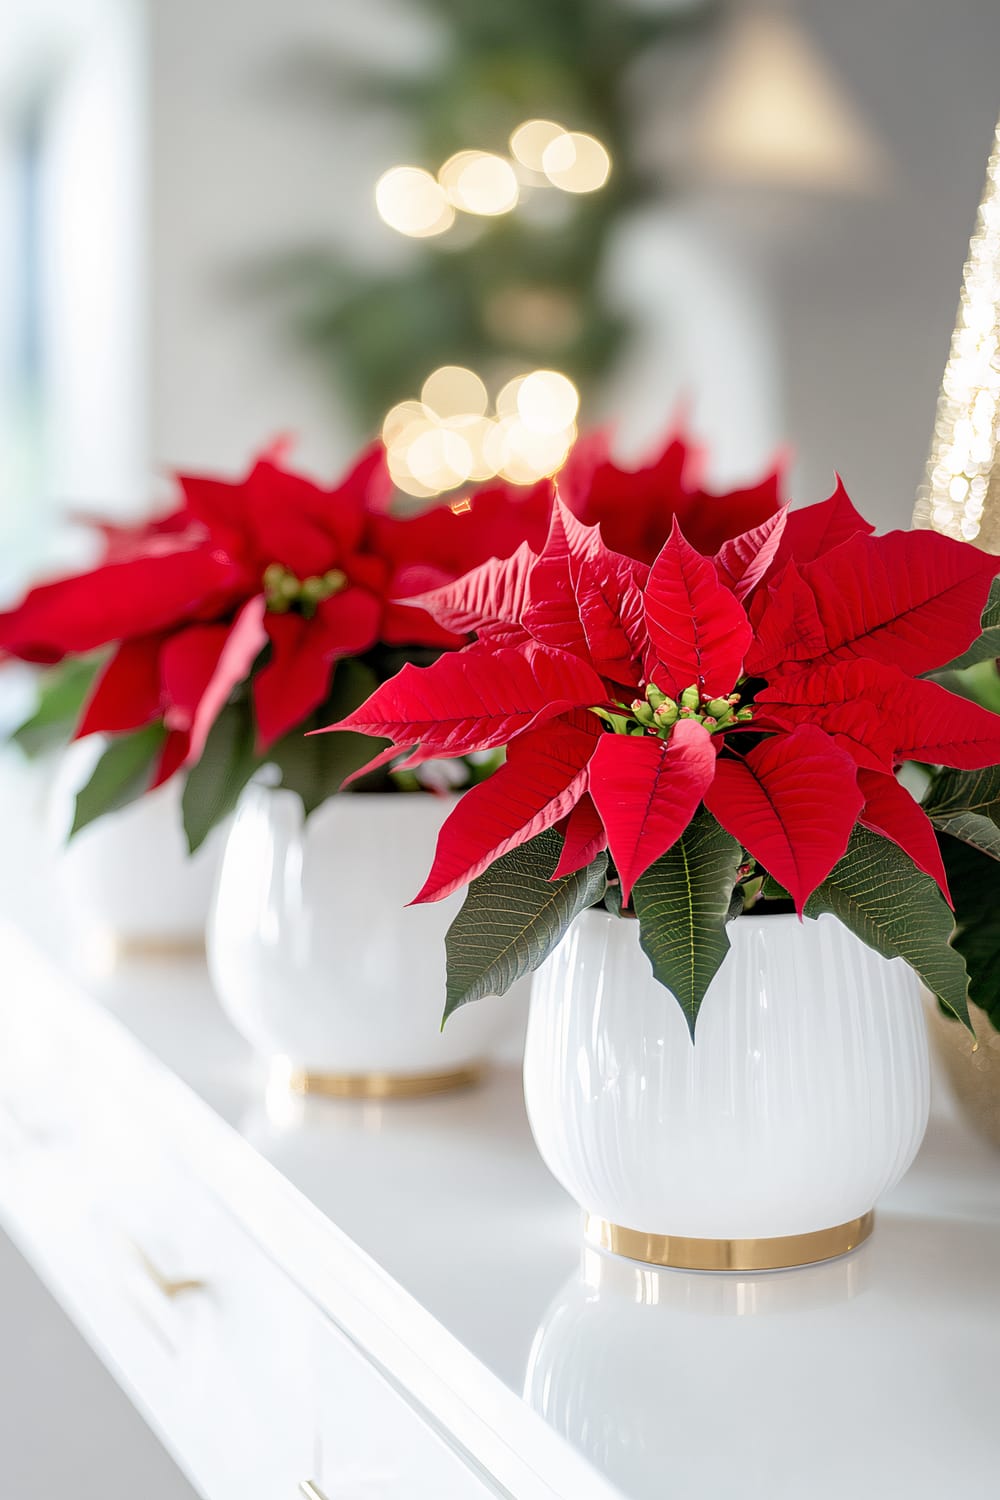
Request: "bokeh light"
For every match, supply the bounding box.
[375,166,455,237]
[421,365,488,419]
[509,119,566,172]
[438,151,519,216]
[383,366,579,496]
[516,369,580,434]
[542,132,612,194]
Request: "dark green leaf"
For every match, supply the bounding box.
[805,824,972,1029]
[934,577,1000,671]
[444,828,608,1023]
[70,723,168,838]
[631,809,743,1038]
[267,659,389,813]
[924,764,1000,861]
[940,836,1000,1030]
[11,657,102,758]
[181,700,261,853]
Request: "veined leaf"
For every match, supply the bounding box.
[924,763,1000,861]
[939,836,1000,1030]
[631,807,744,1037]
[804,824,972,1029]
[70,722,168,837]
[11,657,102,757]
[934,577,1000,672]
[444,829,607,1022]
[272,660,388,813]
[181,699,260,852]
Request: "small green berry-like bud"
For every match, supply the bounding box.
[279,574,300,601]
[300,575,327,604]
[323,567,348,594]
[736,707,754,722]
[706,698,730,719]
[653,700,678,726]
[263,562,287,592]
[631,700,656,727]
[680,684,700,711]
[645,682,667,710]
[703,716,718,729]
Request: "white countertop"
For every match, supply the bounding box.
[4,750,1000,1499]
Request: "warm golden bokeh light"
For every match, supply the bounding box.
[421,365,489,420]
[516,369,580,434]
[383,365,579,496]
[438,151,519,216]
[381,399,429,446]
[375,166,455,237]
[509,118,566,172]
[542,131,612,194]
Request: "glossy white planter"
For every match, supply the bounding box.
[207,785,509,1095]
[524,909,930,1269]
[48,739,221,951]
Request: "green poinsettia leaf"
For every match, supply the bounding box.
[181,700,261,853]
[267,659,389,813]
[935,576,1000,672]
[939,835,1000,1031]
[444,828,608,1024]
[70,722,168,838]
[924,764,1000,861]
[631,808,744,1039]
[11,657,102,758]
[804,824,972,1029]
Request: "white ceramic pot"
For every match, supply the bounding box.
[206,784,510,1095]
[48,738,222,952]
[524,909,930,1269]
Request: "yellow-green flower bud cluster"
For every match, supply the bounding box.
[627,681,752,739]
[264,563,348,617]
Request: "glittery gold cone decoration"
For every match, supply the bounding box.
[914,120,1000,553]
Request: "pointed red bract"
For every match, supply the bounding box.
[411,718,597,903]
[0,546,244,661]
[403,541,537,638]
[587,720,716,902]
[704,725,863,912]
[552,793,607,879]
[522,501,647,683]
[76,636,165,737]
[158,596,267,772]
[643,519,752,697]
[757,658,1000,771]
[254,588,382,748]
[330,642,606,760]
[714,508,788,601]
[750,529,999,678]
[773,476,874,566]
[858,769,952,905]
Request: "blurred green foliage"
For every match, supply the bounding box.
[246,0,714,432]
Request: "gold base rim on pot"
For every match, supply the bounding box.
[283,1064,484,1100]
[584,1209,875,1272]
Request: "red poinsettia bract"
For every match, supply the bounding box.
[331,484,1000,912]
[0,446,553,783]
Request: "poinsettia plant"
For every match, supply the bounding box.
[1,427,781,850]
[1,443,554,846]
[330,473,1000,1036]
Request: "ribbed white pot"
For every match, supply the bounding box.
[524,909,929,1261]
[206,784,509,1087]
[48,739,221,947]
